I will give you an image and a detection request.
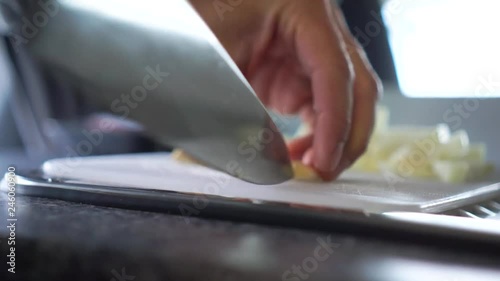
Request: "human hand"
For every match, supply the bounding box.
[191,0,382,180]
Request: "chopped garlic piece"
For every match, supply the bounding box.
[292,161,320,181]
[171,149,200,164]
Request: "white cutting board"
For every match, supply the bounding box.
[41,153,500,214]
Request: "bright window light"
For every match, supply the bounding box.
[383,0,500,98]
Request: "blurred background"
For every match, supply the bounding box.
[1,0,499,175]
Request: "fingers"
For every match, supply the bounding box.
[335,47,381,174]
[287,134,313,160]
[249,59,281,105]
[285,2,381,181]
[291,6,354,178]
[268,62,312,114]
[330,68,380,180]
[327,7,383,179]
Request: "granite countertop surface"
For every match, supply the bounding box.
[1,195,500,281]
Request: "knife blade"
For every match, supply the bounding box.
[12,0,293,184]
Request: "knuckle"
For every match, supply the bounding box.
[330,52,356,85]
[333,108,352,127]
[357,72,383,100]
[335,56,355,83]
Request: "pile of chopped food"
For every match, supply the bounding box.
[350,106,494,183]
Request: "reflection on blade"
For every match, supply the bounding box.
[182,114,293,185]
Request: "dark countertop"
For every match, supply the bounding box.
[1,195,500,281]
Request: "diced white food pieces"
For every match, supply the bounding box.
[362,124,451,172]
[373,123,451,145]
[431,161,469,184]
[374,106,390,133]
[432,161,494,184]
[462,143,487,162]
[434,130,470,160]
[348,107,493,183]
[381,144,435,179]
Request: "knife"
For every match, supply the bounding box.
[2,0,293,184]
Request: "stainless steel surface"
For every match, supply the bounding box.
[3,0,292,184]
[444,198,500,219]
[382,212,500,236]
